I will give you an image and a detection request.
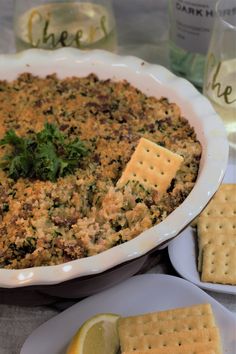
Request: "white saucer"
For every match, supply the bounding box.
[168,160,236,295]
[20,274,236,354]
[168,226,236,295]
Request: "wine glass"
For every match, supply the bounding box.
[13,0,117,52]
[203,0,236,150]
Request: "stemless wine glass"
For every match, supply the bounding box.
[203,0,236,150]
[13,0,117,52]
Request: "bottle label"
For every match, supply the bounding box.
[170,0,216,55]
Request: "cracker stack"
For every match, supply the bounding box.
[118,303,222,354]
[196,184,236,285]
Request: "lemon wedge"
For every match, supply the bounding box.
[66,313,120,354]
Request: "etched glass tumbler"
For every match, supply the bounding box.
[13,0,117,52]
[203,0,236,149]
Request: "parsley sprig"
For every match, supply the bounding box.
[0,123,89,181]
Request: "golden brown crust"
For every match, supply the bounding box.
[0,73,201,269]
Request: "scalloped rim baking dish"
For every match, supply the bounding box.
[0,48,229,288]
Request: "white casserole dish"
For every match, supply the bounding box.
[0,48,229,288]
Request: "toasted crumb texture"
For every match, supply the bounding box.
[0,73,201,269]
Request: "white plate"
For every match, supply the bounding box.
[168,162,236,295]
[168,227,236,295]
[20,274,236,354]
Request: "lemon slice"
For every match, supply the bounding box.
[66,313,120,354]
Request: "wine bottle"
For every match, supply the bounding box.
[168,0,217,89]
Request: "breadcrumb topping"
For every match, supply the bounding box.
[0,73,201,269]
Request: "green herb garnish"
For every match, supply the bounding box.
[0,123,89,181]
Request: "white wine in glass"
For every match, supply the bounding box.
[203,0,236,150]
[204,58,236,148]
[14,1,117,52]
